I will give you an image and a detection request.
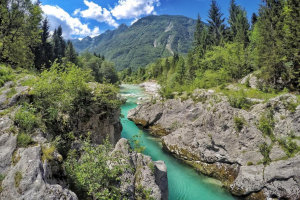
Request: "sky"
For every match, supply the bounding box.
[39,0,262,39]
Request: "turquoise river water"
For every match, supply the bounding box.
[120,84,235,200]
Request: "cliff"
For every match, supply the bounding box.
[128,89,300,199]
[0,72,168,199]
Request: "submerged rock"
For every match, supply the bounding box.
[128,91,300,199]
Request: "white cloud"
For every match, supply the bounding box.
[111,0,160,20]
[41,4,100,38]
[73,8,81,16]
[79,0,119,28]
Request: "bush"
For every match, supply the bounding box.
[228,91,254,110]
[278,138,300,157]
[258,110,275,141]
[259,142,271,165]
[14,105,38,133]
[64,139,129,199]
[0,65,14,87]
[42,145,56,162]
[17,133,34,148]
[234,116,246,132]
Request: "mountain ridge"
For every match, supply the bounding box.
[72,15,197,70]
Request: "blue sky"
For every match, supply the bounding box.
[40,0,261,39]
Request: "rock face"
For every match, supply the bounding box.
[128,89,300,199]
[0,79,168,200]
[113,138,168,200]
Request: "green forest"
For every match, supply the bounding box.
[121,0,299,99]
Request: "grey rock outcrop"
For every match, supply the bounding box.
[128,90,300,199]
[113,138,168,200]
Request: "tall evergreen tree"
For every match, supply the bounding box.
[281,0,300,89]
[34,18,53,69]
[251,13,258,28]
[228,0,250,46]
[65,40,78,65]
[208,0,226,46]
[256,0,285,88]
[52,25,65,62]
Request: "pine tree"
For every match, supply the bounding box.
[208,0,226,46]
[34,18,53,69]
[52,25,65,63]
[228,0,250,46]
[256,0,285,88]
[251,13,258,28]
[65,40,78,65]
[281,0,300,90]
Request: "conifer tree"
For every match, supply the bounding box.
[52,25,65,62]
[208,0,226,46]
[34,18,53,69]
[65,40,78,65]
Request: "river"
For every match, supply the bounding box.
[120,84,234,200]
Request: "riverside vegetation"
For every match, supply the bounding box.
[0,0,167,199]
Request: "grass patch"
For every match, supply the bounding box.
[0,65,14,87]
[278,138,300,158]
[234,116,246,132]
[14,104,38,133]
[0,174,5,193]
[42,145,56,162]
[17,133,34,148]
[258,110,276,141]
[14,171,22,188]
[6,87,17,98]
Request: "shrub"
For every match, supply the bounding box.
[278,138,300,157]
[228,91,254,110]
[258,110,275,141]
[234,116,246,132]
[259,142,271,165]
[0,65,14,87]
[42,145,56,162]
[17,133,34,148]
[14,171,22,188]
[14,105,38,133]
[247,161,253,166]
[64,139,129,199]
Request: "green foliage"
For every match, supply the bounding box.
[131,132,146,153]
[136,184,155,200]
[234,116,246,132]
[14,171,22,188]
[65,139,128,199]
[14,104,38,133]
[259,142,272,165]
[208,0,226,46]
[228,90,254,110]
[17,133,34,148]
[0,65,14,87]
[258,110,275,140]
[278,138,300,157]
[0,0,42,68]
[80,52,119,84]
[42,145,56,162]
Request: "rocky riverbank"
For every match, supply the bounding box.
[0,77,168,199]
[128,89,300,199]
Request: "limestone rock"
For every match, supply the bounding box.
[129,90,300,199]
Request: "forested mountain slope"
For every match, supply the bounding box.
[72,15,196,70]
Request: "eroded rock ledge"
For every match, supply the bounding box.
[128,89,300,199]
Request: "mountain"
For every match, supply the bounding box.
[72,15,197,71]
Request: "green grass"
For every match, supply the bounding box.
[0,65,14,87]
[14,171,22,188]
[0,174,5,193]
[17,133,34,148]
[14,105,38,133]
[234,116,246,132]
